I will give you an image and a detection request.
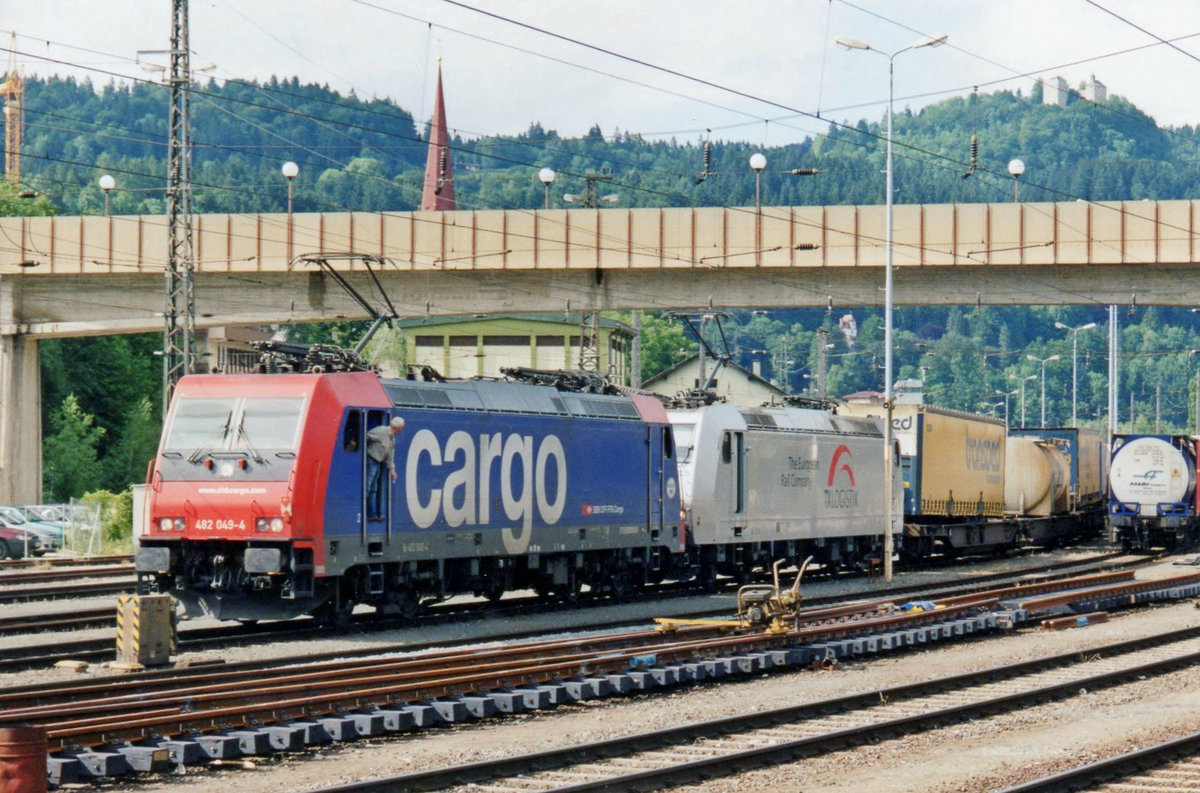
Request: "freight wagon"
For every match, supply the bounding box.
[837,403,1011,558]
[1108,434,1200,550]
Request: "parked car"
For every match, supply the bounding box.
[22,505,68,528]
[0,525,36,559]
[0,506,61,555]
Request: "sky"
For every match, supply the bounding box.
[8,0,1200,150]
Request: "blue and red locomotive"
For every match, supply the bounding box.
[136,367,682,621]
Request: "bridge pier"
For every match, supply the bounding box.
[0,331,41,506]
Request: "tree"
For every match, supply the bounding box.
[102,397,159,490]
[639,314,695,382]
[43,394,105,500]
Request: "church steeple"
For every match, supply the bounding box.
[420,62,455,211]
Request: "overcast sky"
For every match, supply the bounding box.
[8,0,1200,148]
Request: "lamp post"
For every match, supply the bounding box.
[1009,373,1037,427]
[281,161,299,263]
[995,388,1018,425]
[538,167,556,209]
[1055,321,1097,426]
[1007,158,1025,202]
[1027,354,1061,427]
[836,31,947,582]
[98,174,115,217]
[749,153,766,212]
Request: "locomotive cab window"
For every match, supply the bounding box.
[662,426,674,459]
[342,411,363,453]
[235,398,304,450]
[721,432,732,463]
[163,396,304,453]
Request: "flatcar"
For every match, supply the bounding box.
[135,368,682,622]
[668,400,902,580]
[1108,434,1200,550]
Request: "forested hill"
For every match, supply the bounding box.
[16,75,1200,217]
[12,75,1200,502]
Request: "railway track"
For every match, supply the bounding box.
[0,579,133,605]
[11,568,1200,784]
[310,625,1200,793]
[995,732,1200,792]
[0,554,132,570]
[0,551,1132,672]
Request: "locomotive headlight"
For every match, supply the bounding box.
[270,517,284,532]
[159,517,184,532]
[173,518,185,531]
[255,517,269,533]
[217,461,236,478]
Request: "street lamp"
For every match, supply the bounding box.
[281,161,299,263]
[1027,354,1061,427]
[1007,158,1025,202]
[749,153,766,212]
[836,31,947,582]
[538,167,556,210]
[1009,373,1037,428]
[98,174,115,217]
[994,388,1018,425]
[1055,321,1097,426]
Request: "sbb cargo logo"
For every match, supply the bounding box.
[824,444,859,509]
[405,429,566,554]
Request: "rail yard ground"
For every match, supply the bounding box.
[31,549,1191,793]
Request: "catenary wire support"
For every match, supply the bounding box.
[162,0,195,412]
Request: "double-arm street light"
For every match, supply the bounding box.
[995,388,1018,425]
[836,31,947,582]
[1009,373,1037,427]
[1055,321,1097,426]
[1027,354,1061,427]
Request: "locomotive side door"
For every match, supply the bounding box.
[341,409,368,542]
[363,409,391,539]
[722,430,746,518]
[646,425,670,536]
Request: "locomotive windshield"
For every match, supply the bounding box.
[163,397,304,453]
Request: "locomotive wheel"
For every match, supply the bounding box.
[397,589,420,620]
[482,577,506,603]
[608,569,632,601]
[560,573,582,604]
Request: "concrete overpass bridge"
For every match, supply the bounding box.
[2,198,1198,502]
